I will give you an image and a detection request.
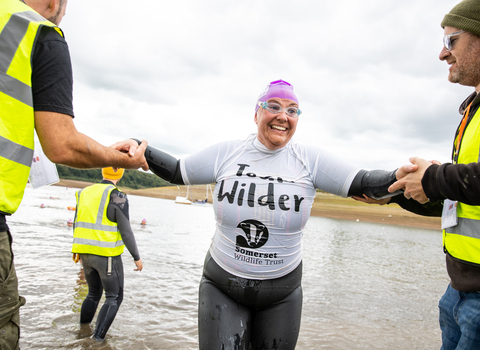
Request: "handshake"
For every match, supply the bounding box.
[354,157,439,205]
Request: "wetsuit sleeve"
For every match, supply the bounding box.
[422,162,480,205]
[347,169,404,199]
[107,190,140,261]
[144,145,184,184]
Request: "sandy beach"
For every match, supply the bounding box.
[55,179,441,230]
[55,179,440,230]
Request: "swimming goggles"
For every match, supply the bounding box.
[257,101,302,118]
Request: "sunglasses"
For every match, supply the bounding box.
[257,101,302,118]
[443,30,465,51]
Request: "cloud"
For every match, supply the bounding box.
[60,0,468,170]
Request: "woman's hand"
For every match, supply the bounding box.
[352,195,391,206]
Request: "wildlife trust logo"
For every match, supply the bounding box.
[234,219,283,265]
[236,219,268,249]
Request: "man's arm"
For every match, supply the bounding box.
[422,161,480,205]
[389,157,480,205]
[35,111,148,170]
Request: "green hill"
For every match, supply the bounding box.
[56,164,171,189]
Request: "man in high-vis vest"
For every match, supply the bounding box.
[0,0,148,348]
[73,167,143,342]
[358,0,480,348]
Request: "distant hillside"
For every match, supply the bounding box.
[56,165,170,189]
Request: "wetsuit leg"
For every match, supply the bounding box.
[198,276,251,350]
[91,255,124,341]
[250,286,303,350]
[199,252,303,350]
[80,254,103,324]
[93,296,121,341]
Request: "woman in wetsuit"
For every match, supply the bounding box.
[142,80,405,350]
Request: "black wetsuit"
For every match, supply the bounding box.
[199,252,303,349]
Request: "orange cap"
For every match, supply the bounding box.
[102,167,125,180]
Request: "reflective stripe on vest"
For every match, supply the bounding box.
[0,134,33,167]
[444,104,480,265]
[72,184,125,256]
[0,0,60,214]
[0,11,46,106]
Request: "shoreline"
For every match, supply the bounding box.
[54,179,441,230]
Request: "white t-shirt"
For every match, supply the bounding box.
[181,134,360,279]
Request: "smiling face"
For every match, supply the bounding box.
[440,26,480,91]
[254,98,299,150]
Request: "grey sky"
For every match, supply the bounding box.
[60,0,470,171]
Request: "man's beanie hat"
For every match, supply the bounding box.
[442,0,480,37]
[102,167,125,180]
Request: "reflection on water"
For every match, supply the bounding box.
[8,186,448,349]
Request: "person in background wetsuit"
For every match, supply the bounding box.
[72,167,143,342]
[139,80,414,350]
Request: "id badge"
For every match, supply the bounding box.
[442,199,458,229]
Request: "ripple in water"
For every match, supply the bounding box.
[7,186,447,349]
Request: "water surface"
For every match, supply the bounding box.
[8,186,448,349]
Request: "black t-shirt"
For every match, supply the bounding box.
[31,25,74,117]
[0,25,75,232]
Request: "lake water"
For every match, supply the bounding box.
[7,185,449,349]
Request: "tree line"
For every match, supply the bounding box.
[56,164,171,189]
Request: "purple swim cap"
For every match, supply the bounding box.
[255,80,299,112]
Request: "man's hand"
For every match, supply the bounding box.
[134,259,143,271]
[110,139,141,157]
[388,157,438,204]
[395,163,418,180]
[109,139,149,171]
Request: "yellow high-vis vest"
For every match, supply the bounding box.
[0,0,62,214]
[444,104,480,265]
[72,184,125,257]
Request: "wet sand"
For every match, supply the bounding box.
[55,179,441,230]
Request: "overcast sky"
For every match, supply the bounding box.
[59,0,470,171]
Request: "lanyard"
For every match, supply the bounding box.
[453,102,473,164]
